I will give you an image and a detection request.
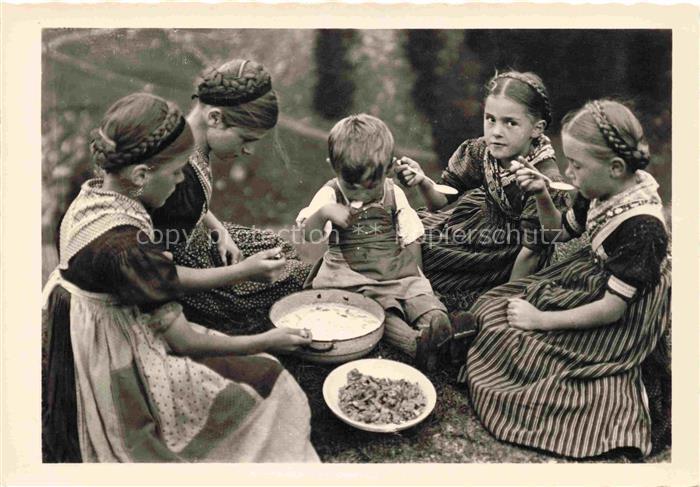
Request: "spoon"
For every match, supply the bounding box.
[395,160,459,195]
[512,165,576,191]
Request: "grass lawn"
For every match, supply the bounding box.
[42,238,671,463]
[273,234,671,464]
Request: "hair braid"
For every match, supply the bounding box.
[587,100,650,170]
[195,60,272,107]
[492,72,552,127]
[90,97,186,172]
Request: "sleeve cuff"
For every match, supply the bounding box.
[393,189,425,247]
[606,275,637,301]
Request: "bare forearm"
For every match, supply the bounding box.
[176,331,268,357]
[202,211,224,231]
[176,264,251,291]
[509,247,539,280]
[533,192,563,231]
[418,180,449,211]
[540,293,626,330]
[164,316,268,356]
[299,208,329,241]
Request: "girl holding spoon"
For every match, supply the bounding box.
[463,99,670,458]
[150,59,311,335]
[396,71,570,306]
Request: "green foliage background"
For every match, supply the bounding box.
[42,29,671,245]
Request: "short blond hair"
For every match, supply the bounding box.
[328,114,394,184]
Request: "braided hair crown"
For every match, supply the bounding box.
[585,100,650,171]
[195,59,273,107]
[487,71,552,127]
[89,93,187,172]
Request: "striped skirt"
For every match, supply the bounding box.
[420,189,549,298]
[466,248,671,458]
[173,222,311,334]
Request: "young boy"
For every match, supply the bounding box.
[296,114,466,371]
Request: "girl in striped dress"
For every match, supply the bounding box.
[150,59,311,335]
[464,100,670,458]
[396,72,569,306]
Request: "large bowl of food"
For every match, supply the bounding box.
[322,358,437,433]
[269,289,385,364]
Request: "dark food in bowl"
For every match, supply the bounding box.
[338,369,427,425]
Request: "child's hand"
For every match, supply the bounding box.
[507,298,546,331]
[262,327,313,353]
[395,156,426,188]
[512,157,548,195]
[240,247,286,283]
[213,228,243,265]
[322,203,353,229]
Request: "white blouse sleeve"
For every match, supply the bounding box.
[392,184,425,247]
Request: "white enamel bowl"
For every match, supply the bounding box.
[270,289,385,364]
[322,358,437,433]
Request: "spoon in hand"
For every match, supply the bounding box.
[395,160,459,195]
[513,165,576,191]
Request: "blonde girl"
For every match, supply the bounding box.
[464,100,670,458]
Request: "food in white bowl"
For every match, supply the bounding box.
[274,303,380,341]
[323,359,437,432]
[338,369,426,425]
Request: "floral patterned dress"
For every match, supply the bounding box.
[150,149,311,334]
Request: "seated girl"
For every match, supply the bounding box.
[43,93,318,463]
[150,59,310,334]
[396,71,569,308]
[462,99,670,458]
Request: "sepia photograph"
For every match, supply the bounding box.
[2,2,698,485]
[40,27,673,464]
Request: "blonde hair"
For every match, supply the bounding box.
[328,114,394,184]
[562,99,650,172]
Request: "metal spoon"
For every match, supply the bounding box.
[395,161,459,195]
[514,166,576,191]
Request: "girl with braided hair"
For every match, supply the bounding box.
[151,59,312,334]
[462,99,670,458]
[396,71,569,308]
[43,92,319,462]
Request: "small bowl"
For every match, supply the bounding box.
[322,358,437,433]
